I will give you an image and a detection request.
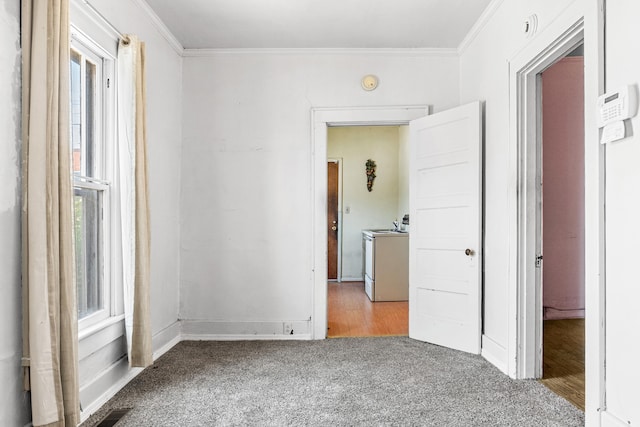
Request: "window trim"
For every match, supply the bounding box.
[70,27,121,332]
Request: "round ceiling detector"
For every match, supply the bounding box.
[361,75,379,91]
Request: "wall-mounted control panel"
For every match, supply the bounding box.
[598,84,638,144]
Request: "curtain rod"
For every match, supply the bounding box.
[81,0,128,43]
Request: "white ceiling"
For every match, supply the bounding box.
[143,0,493,50]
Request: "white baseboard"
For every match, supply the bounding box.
[340,277,364,282]
[481,334,508,376]
[181,333,312,341]
[180,320,311,339]
[152,321,182,360]
[601,411,630,427]
[79,321,182,423]
[80,358,143,423]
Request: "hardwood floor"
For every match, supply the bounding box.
[540,318,585,411]
[327,281,408,337]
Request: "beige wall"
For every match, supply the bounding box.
[397,125,410,223]
[328,126,403,280]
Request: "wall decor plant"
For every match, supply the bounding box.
[365,159,376,192]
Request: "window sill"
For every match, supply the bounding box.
[79,313,125,342]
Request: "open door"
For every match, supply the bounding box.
[409,101,483,354]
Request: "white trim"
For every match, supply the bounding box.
[151,321,182,359]
[601,412,629,427]
[584,0,606,425]
[509,3,585,379]
[71,0,121,46]
[79,321,181,422]
[71,0,184,56]
[481,334,508,375]
[311,106,429,339]
[78,314,125,341]
[180,334,312,341]
[130,0,184,55]
[80,358,143,422]
[340,277,364,282]
[180,320,312,338]
[457,0,505,54]
[182,47,459,58]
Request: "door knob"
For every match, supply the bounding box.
[331,226,337,231]
[465,248,474,256]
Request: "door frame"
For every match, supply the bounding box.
[311,106,428,339]
[327,158,343,282]
[508,2,606,423]
[510,17,584,380]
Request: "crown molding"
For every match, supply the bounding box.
[457,0,505,55]
[131,0,184,56]
[182,47,459,58]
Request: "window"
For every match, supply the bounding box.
[70,32,115,328]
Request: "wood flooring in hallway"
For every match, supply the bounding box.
[540,318,585,411]
[327,281,408,337]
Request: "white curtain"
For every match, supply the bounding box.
[21,0,79,425]
[117,35,153,367]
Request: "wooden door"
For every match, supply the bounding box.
[408,101,483,354]
[327,161,339,280]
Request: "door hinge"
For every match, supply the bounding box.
[107,78,110,89]
[535,254,543,268]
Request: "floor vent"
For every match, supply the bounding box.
[96,408,133,427]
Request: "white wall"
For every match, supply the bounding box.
[328,126,401,280]
[603,0,640,424]
[459,0,584,374]
[70,0,183,416]
[0,2,30,425]
[180,51,459,336]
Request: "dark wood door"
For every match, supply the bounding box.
[327,161,339,280]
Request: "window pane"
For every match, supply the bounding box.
[70,50,82,175]
[74,187,103,319]
[85,60,96,176]
[69,51,98,178]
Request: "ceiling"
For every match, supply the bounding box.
[143,0,493,50]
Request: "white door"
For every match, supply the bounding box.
[409,101,483,354]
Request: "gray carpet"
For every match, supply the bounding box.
[81,337,584,426]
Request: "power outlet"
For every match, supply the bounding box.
[283,323,294,335]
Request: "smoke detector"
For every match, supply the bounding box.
[361,75,379,91]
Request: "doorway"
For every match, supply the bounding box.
[310,106,427,339]
[509,12,586,411]
[325,125,410,337]
[537,45,586,410]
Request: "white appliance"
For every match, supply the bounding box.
[362,230,409,302]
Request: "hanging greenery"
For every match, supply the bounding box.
[365,159,376,192]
